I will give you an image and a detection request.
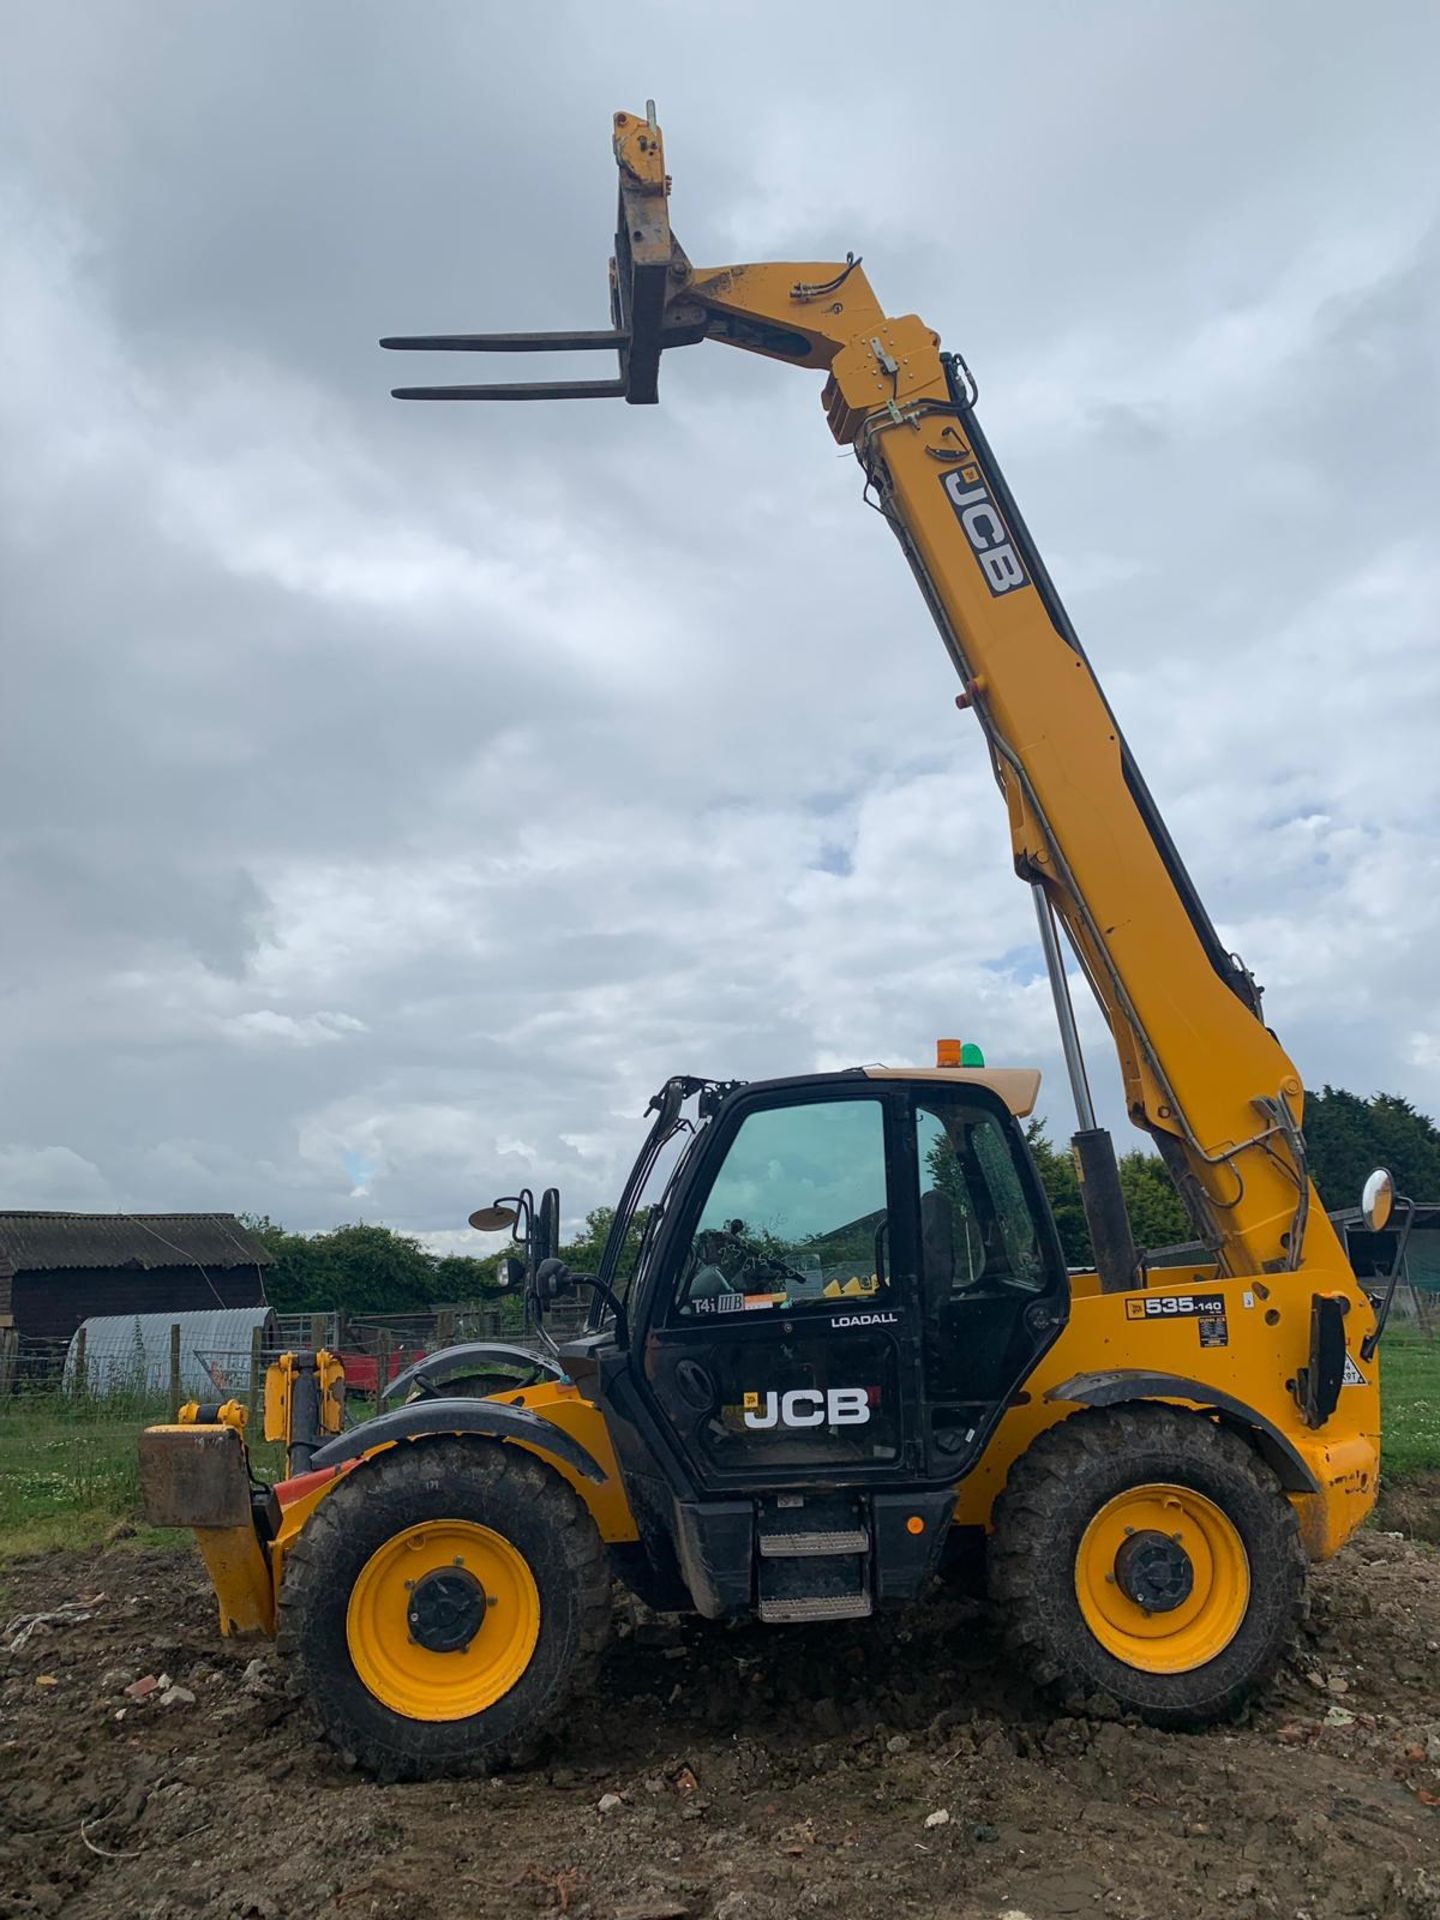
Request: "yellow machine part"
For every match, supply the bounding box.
[264,1380,640,1602]
[263,1353,295,1445]
[952,1276,1381,1558]
[316,1349,345,1434]
[138,1422,277,1635]
[1074,1484,1249,1674]
[195,1524,276,1636]
[177,1398,248,1433]
[454,1381,640,1544]
[345,1518,540,1721]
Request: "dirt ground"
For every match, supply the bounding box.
[3,1501,1440,1920]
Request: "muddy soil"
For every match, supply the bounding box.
[2,1522,1439,1920]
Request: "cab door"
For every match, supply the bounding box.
[639,1085,921,1490]
[908,1084,1069,1477]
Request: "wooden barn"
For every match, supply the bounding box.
[0,1212,271,1347]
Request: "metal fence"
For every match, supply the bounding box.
[0,1293,534,1413]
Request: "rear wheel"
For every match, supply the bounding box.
[278,1438,610,1779]
[989,1405,1304,1726]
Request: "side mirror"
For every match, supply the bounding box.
[1360,1168,1395,1233]
[537,1188,561,1265]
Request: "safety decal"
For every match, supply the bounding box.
[1125,1291,1229,1348]
[1198,1307,1229,1350]
[822,1275,882,1299]
[692,1290,788,1316]
[1342,1353,1367,1388]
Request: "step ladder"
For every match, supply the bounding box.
[756,1492,872,1623]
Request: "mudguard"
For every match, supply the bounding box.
[1046,1370,1320,1494]
[310,1397,608,1482]
[381,1341,569,1404]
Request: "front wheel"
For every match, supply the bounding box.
[989,1405,1304,1726]
[277,1437,611,1779]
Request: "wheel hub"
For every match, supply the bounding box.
[1113,1527,1194,1614]
[407,1565,487,1653]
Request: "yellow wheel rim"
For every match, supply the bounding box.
[1075,1483,1249,1675]
[346,1520,540,1722]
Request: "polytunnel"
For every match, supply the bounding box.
[65,1306,277,1399]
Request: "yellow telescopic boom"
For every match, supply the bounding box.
[383,105,1345,1291]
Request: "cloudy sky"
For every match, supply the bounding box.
[3,2,1437,1251]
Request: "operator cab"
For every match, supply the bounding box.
[619,1062,1066,1485]
[486,1055,1068,1621]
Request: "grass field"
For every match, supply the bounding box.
[1,1331,1437,1564]
[1371,1326,1440,1477]
[0,1393,285,1562]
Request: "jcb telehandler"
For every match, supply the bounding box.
[142,107,1401,1782]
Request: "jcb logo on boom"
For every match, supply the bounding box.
[742,1388,871,1429]
[940,466,1029,597]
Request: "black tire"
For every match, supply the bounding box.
[277,1437,611,1780]
[989,1405,1304,1727]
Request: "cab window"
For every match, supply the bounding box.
[916,1100,1046,1296]
[674,1098,889,1318]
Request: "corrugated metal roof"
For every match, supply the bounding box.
[0,1212,273,1278]
[66,1307,278,1398]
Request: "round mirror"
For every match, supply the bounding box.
[468,1204,518,1233]
[1360,1167,1395,1233]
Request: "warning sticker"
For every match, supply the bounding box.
[1198,1309,1229,1350]
[1342,1352,1367,1388]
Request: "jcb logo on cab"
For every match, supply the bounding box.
[742,1388,871,1429]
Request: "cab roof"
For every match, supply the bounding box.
[860,1065,1041,1116]
[708,1065,1041,1119]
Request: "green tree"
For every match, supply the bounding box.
[1117,1151,1190,1250]
[1024,1120,1089,1265]
[243,1216,509,1316]
[560,1205,653,1285]
[1305,1088,1440,1211]
[1024,1120,1189,1266]
[1029,1086,1440,1272]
